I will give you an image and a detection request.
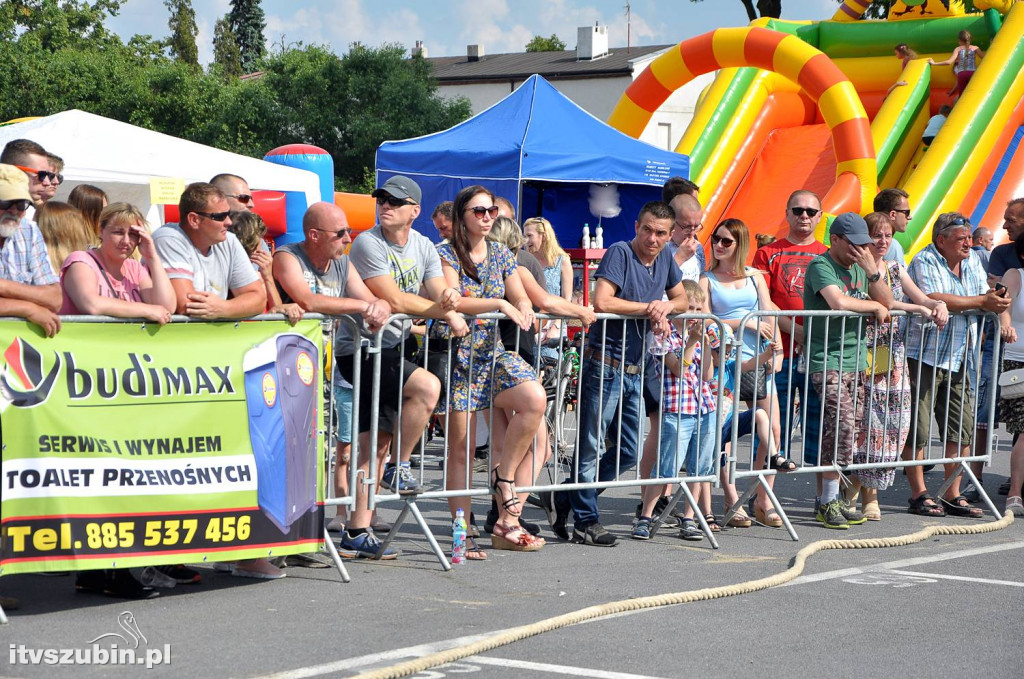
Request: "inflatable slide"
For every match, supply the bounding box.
[610,0,1024,256]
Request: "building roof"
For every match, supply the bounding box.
[426,45,673,84]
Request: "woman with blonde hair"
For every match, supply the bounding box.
[60,202,175,323]
[67,184,108,238]
[700,218,795,527]
[523,217,574,355]
[37,201,97,273]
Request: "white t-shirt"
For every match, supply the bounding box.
[153,223,259,299]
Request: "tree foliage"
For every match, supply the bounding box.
[525,34,567,52]
[227,0,266,73]
[165,0,198,66]
[213,17,243,78]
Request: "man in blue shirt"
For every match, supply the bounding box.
[550,201,688,546]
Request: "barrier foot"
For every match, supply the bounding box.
[322,527,351,583]
[373,495,451,571]
[724,482,758,528]
[650,483,686,538]
[681,482,720,549]
[756,474,799,542]
[958,462,1002,519]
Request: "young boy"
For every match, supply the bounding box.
[634,281,719,540]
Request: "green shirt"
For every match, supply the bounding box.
[803,253,869,374]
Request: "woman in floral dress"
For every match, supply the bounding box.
[438,185,547,552]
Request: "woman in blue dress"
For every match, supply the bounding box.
[438,185,547,552]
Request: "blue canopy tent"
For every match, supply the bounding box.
[375,75,689,248]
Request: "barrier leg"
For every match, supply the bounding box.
[681,482,720,549]
[724,482,758,528]
[959,462,1002,519]
[756,474,799,542]
[372,494,452,571]
[322,527,352,583]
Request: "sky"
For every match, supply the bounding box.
[107,0,840,64]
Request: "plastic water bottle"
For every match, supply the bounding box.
[581,223,590,249]
[452,508,467,564]
[595,225,604,248]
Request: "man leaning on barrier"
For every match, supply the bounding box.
[0,163,61,336]
[803,213,893,530]
[549,200,688,547]
[903,212,1010,518]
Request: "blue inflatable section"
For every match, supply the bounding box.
[264,144,334,245]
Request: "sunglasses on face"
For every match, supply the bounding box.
[376,196,411,207]
[712,234,735,247]
[227,193,253,204]
[790,207,820,217]
[15,165,58,184]
[892,208,912,218]
[0,198,31,211]
[312,227,352,239]
[466,205,499,219]
[194,210,231,222]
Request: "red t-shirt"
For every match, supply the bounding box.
[751,238,827,358]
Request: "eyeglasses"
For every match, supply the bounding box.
[466,206,499,219]
[674,222,701,233]
[227,193,253,204]
[194,210,231,222]
[376,196,411,208]
[790,207,820,217]
[312,227,352,239]
[0,198,31,211]
[14,165,57,184]
[712,234,735,247]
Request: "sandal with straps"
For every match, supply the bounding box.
[907,493,945,517]
[767,454,799,472]
[491,468,521,517]
[491,522,544,552]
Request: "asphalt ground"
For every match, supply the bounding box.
[2,436,1023,678]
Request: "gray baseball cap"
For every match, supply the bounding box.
[372,175,421,205]
[830,212,873,246]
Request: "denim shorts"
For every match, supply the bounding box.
[333,380,353,445]
[657,411,716,479]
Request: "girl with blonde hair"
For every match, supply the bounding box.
[37,201,96,273]
[523,216,574,353]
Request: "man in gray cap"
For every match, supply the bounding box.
[802,212,892,529]
[0,163,61,336]
[339,175,467,558]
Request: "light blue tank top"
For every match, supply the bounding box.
[542,255,563,297]
[705,271,760,358]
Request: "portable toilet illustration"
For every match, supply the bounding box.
[243,333,319,534]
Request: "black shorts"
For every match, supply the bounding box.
[337,341,419,435]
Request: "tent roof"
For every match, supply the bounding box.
[0,110,321,208]
[376,75,687,187]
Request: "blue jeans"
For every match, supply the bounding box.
[561,357,642,529]
[775,357,821,466]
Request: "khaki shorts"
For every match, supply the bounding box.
[906,358,974,451]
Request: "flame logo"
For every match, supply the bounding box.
[0,337,62,408]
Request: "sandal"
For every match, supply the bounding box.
[704,513,721,533]
[767,454,799,472]
[465,535,487,560]
[860,487,881,521]
[490,468,521,517]
[491,523,544,552]
[1006,496,1024,516]
[726,507,752,528]
[754,505,783,528]
[940,495,983,518]
[907,493,945,517]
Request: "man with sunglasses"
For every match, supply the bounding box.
[752,190,827,469]
[874,188,912,264]
[211,173,257,212]
[153,182,265,319]
[0,139,58,215]
[0,164,61,337]
[904,212,1009,519]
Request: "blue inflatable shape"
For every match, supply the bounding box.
[264,143,335,245]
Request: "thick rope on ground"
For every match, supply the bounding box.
[358,512,1015,679]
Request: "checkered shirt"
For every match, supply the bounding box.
[0,218,59,286]
[663,323,720,415]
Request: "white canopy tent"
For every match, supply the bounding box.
[0,110,321,225]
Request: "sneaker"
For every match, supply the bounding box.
[340,530,401,559]
[139,566,178,588]
[677,518,704,541]
[232,559,286,580]
[380,463,422,494]
[572,522,617,546]
[632,517,652,540]
[154,564,201,584]
[817,499,850,530]
[961,482,980,503]
[104,570,160,599]
[839,499,867,525]
[537,490,570,540]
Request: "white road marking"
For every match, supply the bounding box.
[256,539,1024,679]
[888,569,1024,588]
[470,655,672,678]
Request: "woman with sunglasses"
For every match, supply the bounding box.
[60,203,175,324]
[700,218,792,527]
[437,185,547,553]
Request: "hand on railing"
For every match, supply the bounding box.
[362,299,391,333]
[645,299,674,327]
[26,306,61,337]
[270,303,304,325]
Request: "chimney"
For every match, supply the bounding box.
[577,24,609,61]
[467,44,484,62]
[412,40,428,58]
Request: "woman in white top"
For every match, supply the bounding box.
[523,217,573,354]
[997,239,1024,516]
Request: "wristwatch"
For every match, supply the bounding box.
[867,271,881,283]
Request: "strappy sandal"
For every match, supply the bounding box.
[704,513,722,533]
[940,495,983,518]
[490,468,521,517]
[767,454,799,472]
[907,493,945,517]
[754,505,783,528]
[465,535,487,560]
[491,523,544,552]
[726,507,751,528]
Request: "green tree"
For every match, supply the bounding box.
[525,34,567,52]
[213,17,243,78]
[165,0,198,67]
[227,0,266,73]
[0,0,125,50]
